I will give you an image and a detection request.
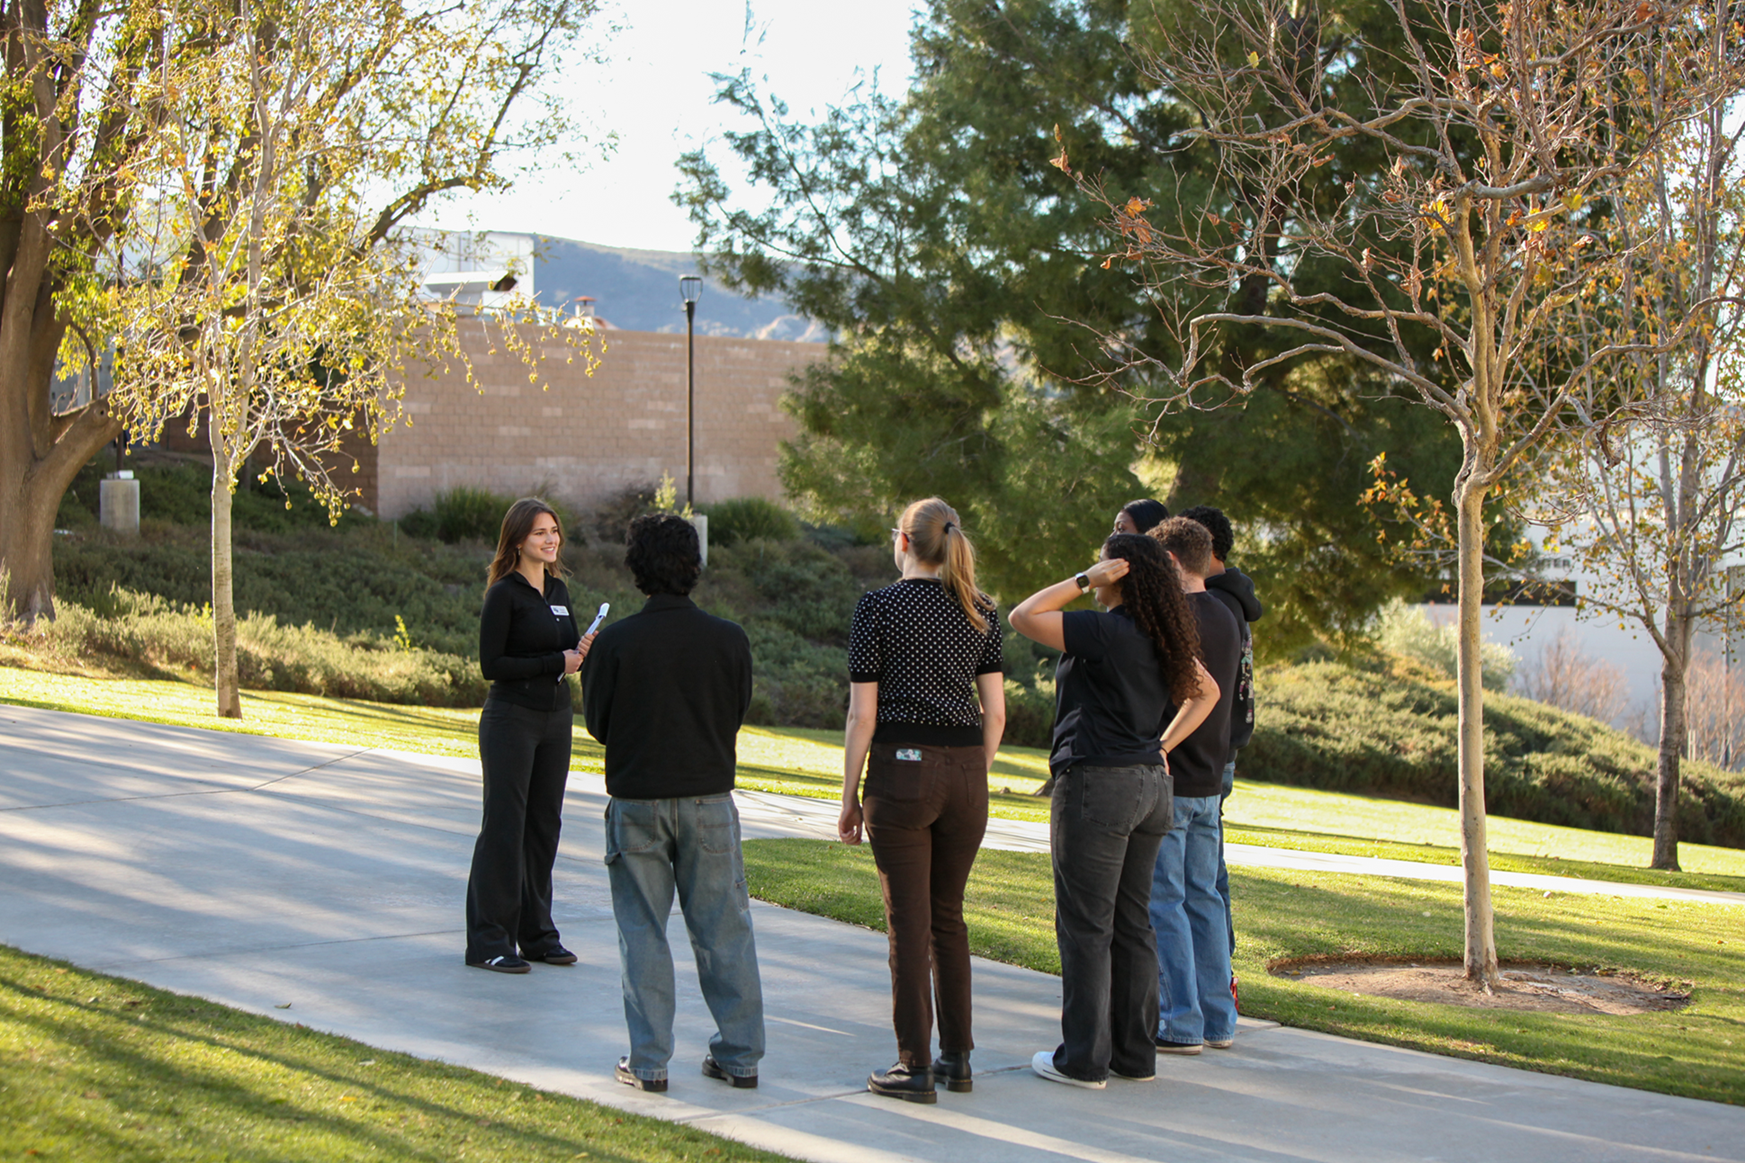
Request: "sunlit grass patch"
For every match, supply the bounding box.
[741,838,1745,1105]
[0,944,796,1162]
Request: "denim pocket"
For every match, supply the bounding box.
[1076,768,1143,832]
[609,799,661,859]
[694,794,737,855]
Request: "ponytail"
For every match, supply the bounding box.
[897,497,991,633]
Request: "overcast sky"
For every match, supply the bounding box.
[427,0,919,254]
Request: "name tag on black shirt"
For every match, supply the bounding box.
[550,605,569,618]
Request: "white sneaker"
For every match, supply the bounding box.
[1206,1036,1234,1050]
[1031,1050,1106,1089]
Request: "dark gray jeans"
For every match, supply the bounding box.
[1049,763,1173,1082]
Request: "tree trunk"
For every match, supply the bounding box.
[1652,611,1692,870]
[0,357,125,623]
[208,430,243,719]
[1454,475,1499,984]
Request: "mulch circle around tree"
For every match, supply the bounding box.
[1269,957,1692,1015]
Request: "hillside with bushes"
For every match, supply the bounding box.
[16,454,1743,848]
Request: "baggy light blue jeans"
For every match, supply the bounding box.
[604,794,765,1081]
[1150,794,1238,1046]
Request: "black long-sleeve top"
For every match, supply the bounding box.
[581,593,753,799]
[479,572,580,711]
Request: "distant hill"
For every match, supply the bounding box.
[530,235,826,342]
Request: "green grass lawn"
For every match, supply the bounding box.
[0,944,792,1163]
[5,665,1744,893]
[740,838,1745,1105]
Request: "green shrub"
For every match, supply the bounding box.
[1374,598,1516,691]
[56,525,490,658]
[1243,659,1745,845]
[428,486,513,544]
[737,540,865,645]
[20,587,486,706]
[743,623,848,728]
[1002,676,1056,750]
[706,497,800,547]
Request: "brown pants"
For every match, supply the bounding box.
[863,742,990,1070]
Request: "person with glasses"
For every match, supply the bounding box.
[838,498,1006,1104]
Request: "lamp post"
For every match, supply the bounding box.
[680,275,703,507]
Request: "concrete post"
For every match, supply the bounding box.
[100,473,139,536]
[690,513,709,568]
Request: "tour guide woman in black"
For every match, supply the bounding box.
[1009,533,1217,1087]
[838,498,1006,1104]
[465,498,596,973]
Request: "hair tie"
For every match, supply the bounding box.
[943,522,956,534]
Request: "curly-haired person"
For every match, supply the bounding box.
[1147,516,1244,1054]
[582,513,762,1094]
[1008,533,1219,1088]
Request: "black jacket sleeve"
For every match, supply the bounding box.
[479,582,565,682]
[581,637,616,745]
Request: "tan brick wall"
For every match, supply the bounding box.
[375,328,818,519]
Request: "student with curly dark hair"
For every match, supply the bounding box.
[582,513,762,1093]
[1009,533,1218,1089]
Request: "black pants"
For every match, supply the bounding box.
[465,698,573,962]
[863,743,989,1070]
[1049,763,1173,1082]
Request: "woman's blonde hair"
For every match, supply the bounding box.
[897,497,991,632]
[486,498,568,592]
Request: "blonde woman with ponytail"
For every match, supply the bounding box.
[839,498,1006,1104]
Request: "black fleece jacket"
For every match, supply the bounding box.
[479,572,580,712]
[1205,567,1263,624]
[1204,566,1262,752]
[581,593,753,800]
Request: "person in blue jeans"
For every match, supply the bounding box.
[1147,518,1243,1053]
[582,514,762,1093]
[1009,534,1219,1088]
[1180,504,1264,990]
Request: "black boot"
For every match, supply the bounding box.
[868,1062,937,1104]
[934,1050,973,1093]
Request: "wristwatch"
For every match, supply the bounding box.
[1074,572,1092,592]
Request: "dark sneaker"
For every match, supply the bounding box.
[524,946,578,965]
[616,1057,667,1093]
[467,955,531,974]
[701,1055,757,1088]
[868,1062,937,1103]
[934,1050,973,1093]
[1154,1038,1203,1055]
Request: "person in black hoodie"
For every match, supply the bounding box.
[465,498,595,974]
[1179,505,1263,978]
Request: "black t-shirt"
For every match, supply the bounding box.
[1049,606,1169,776]
[1166,591,1242,798]
[479,572,580,711]
[847,578,1004,747]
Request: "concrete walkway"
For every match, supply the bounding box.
[736,791,1745,907]
[1,703,1741,1163]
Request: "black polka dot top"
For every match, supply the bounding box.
[848,577,1005,747]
